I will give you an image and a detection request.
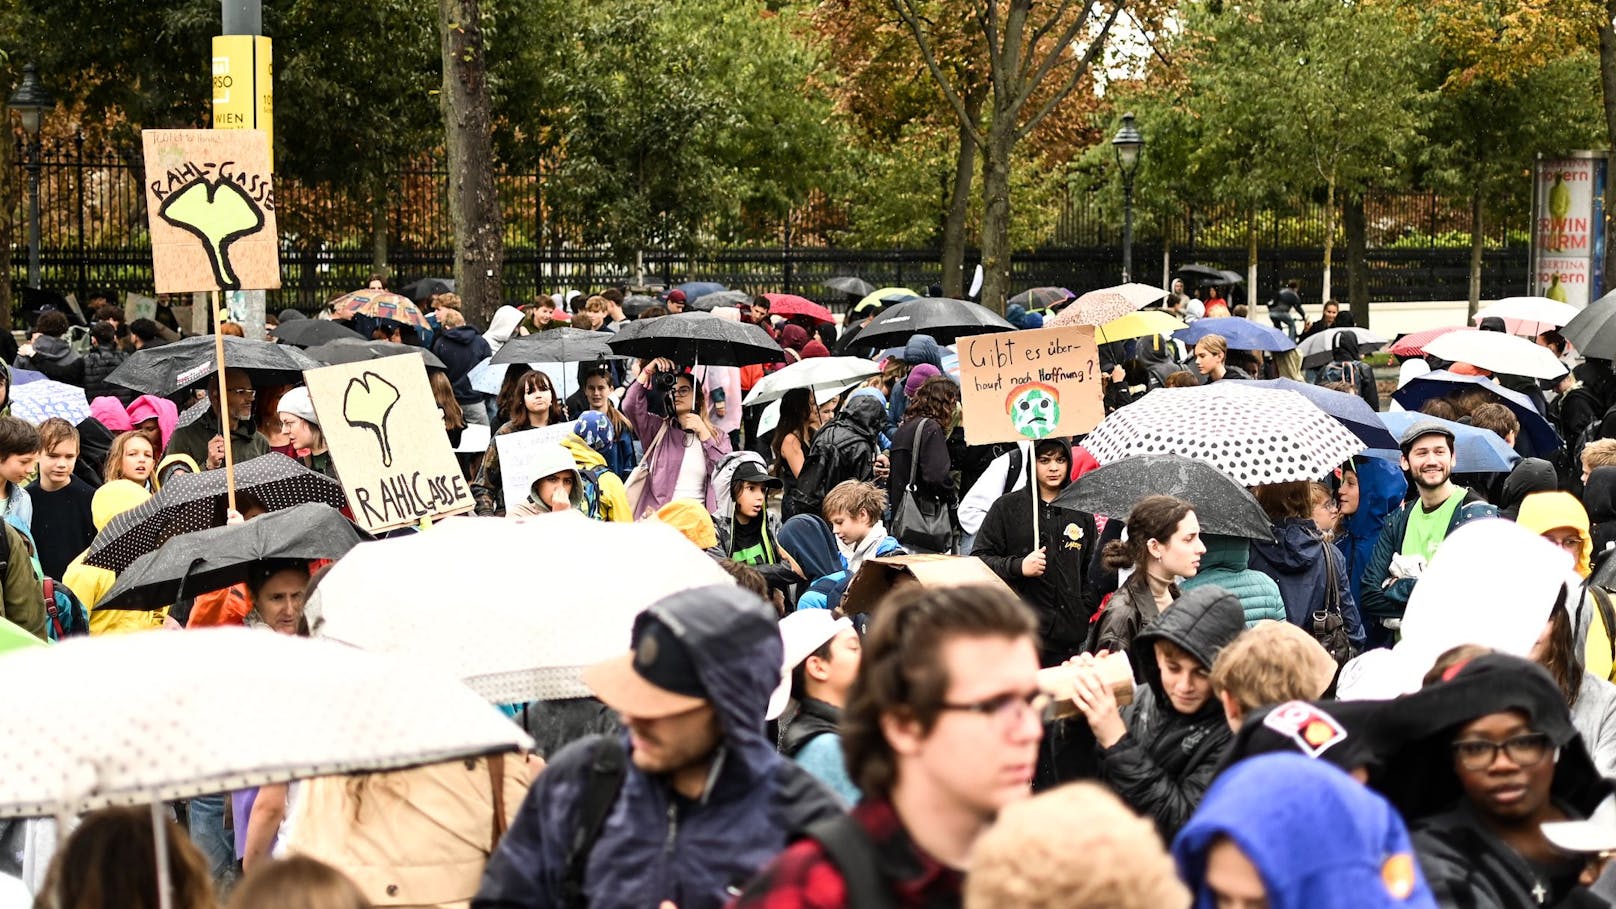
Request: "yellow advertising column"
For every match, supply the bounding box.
[211,35,273,164]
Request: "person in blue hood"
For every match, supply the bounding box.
[1335,457,1408,597]
[473,585,842,909]
[776,514,846,611]
[1173,753,1438,909]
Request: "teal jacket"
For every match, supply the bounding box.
[1180,534,1286,628]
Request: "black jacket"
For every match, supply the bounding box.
[778,697,841,758]
[888,415,955,517]
[1414,804,1600,909]
[82,346,133,403]
[783,393,885,519]
[1095,586,1243,839]
[432,325,493,405]
[16,336,85,387]
[972,466,1099,664]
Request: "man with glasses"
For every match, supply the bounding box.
[734,584,1043,907]
[164,367,271,472]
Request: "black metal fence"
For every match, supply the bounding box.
[9,134,1532,314]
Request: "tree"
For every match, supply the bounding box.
[890,0,1121,312]
[438,0,503,327]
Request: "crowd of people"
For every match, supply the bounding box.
[8,278,1616,909]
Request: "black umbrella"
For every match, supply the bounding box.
[608,312,785,367]
[1563,291,1616,358]
[304,339,446,370]
[397,277,454,304]
[85,454,349,572]
[1175,263,1231,283]
[271,319,365,348]
[825,276,875,297]
[1053,453,1275,541]
[106,335,319,395]
[98,503,366,611]
[851,297,1014,347]
[492,329,624,365]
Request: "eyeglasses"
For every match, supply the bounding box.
[228,387,256,397]
[669,386,694,399]
[1452,732,1553,771]
[938,690,1052,732]
[1546,533,1585,552]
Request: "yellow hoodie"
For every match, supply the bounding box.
[64,480,168,635]
[560,433,631,523]
[1515,491,1605,678]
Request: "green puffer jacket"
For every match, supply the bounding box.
[1180,533,1286,628]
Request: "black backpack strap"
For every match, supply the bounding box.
[802,814,897,909]
[561,736,628,909]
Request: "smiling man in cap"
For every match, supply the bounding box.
[473,584,841,909]
[1357,419,1496,648]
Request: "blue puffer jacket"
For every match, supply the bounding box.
[1249,517,1366,649]
[1180,534,1285,628]
[472,586,843,909]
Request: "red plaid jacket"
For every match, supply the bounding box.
[727,799,963,909]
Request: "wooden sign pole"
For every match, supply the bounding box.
[212,290,237,513]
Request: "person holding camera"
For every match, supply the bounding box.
[623,357,731,518]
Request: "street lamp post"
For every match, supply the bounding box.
[9,64,54,290]
[1112,112,1144,284]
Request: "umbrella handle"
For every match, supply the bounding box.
[152,801,174,909]
[170,558,207,627]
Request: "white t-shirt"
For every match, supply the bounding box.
[671,432,709,503]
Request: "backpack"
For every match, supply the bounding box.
[0,527,86,642]
[1316,359,1361,388]
[577,465,609,520]
[785,428,861,519]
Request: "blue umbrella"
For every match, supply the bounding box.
[1248,378,1397,449]
[10,378,90,425]
[1173,317,1296,352]
[1374,411,1521,474]
[1391,370,1560,456]
[673,282,727,303]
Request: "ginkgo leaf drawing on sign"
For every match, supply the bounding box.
[343,372,402,468]
[156,176,266,291]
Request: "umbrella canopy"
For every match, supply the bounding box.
[100,503,366,611]
[302,339,446,370]
[328,290,431,330]
[607,311,784,367]
[1473,297,1581,336]
[1095,310,1188,344]
[86,454,349,572]
[825,276,875,297]
[1008,287,1075,310]
[1564,292,1616,358]
[1295,327,1389,370]
[1247,378,1399,450]
[0,627,531,817]
[1374,411,1520,473]
[763,293,835,325]
[1173,317,1296,352]
[853,287,919,313]
[9,379,89,426]
[105,335,319,395]
[1047,283,1162,328]
[1386,325,1474,358]
[1083,383,1366,486]
[742,356,882,406]
[673,281,727,303]
[1055,454,1274,540]
[690,290,750,311]
[1176,264,1242,286]
[469,358,519,397]
[852,297,1014,347]
[491,329,622,366]
[1423,329,1567,380]
[271,319,365,348]
[1391,370,1561,455]
[310,513,733,702]
[396,277,453,304]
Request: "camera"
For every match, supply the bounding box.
[646,369,681,419]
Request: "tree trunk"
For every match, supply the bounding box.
[940,89,983,299]
[1345,192,1368,326]
[1320,174,1337,306]
[1467,189,1485,319]
[1602,0,1616,288]
[0,102,12,331]
[1246,207,1259,319]
[369,176,389,274]
[437,0,504,329]
[978,132,1013,314]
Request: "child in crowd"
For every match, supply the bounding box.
[769,610,862,805]
[717,461,784,567]
[1208,619,1339,732]
[26,418,95,581]
[822,480,902,579]
[0,416,40,533]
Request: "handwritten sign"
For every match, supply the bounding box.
[304,355,473,532]
[141,129,280,294]
[124,292,158,323]
[497,424,573,509]
[957,324,1104,446]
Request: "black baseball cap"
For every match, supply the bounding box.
[730,461,783,495]
[582,616,709,719]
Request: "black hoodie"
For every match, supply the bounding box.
[1095,585,1244,839]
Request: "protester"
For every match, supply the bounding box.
[228,855,369,909]
[483,305,525,357]
[823,479,902,581]
[887,334,945,428]
[83,320,133,403]
[973,437,1099,666]
[474,370,568,516]
[772,387,819,507]
[1208,620,1338,732]
[1317,331,1380,410]
[776,514,846,610]
[61,479,156,633]
[0,416,38,532]
[127,393,179,457]
[1249,480,1366,656]
[734,584,1040,906]
[507,443,586,518]
[35,805,216,909]
[1173,754,1438,909]
[275,386,337,480]
[1179,533,1286,628]
[579,366,638,476]
[1336,458,1409,596]
[965,782,1191,909]
[474,584,841,908]
[888,376,959,552]
[655,499,720,553]
[622,357,731,517]
[1496,458,1559,520]
[1193,335,1250,383]
[102,429,156,491]
[165,367,272,471]
[15,310,85,386]
[713,460,783,566]
[432,309,493,427]
[770,610,861,804]
[1089,495,1205,658]
[782,387,885,521]
[561,411,631,522]
[26,417,95,581]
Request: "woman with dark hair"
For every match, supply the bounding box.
[1248,480,1366,656]
[888,376,960,552]
[36,805,216,909]
[772,387,819,501]
[622,356,730,515]
[1088,495,1205,659]
[579,366,638,476]
[473,370,567,516]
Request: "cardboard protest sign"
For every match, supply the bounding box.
[124,292,158,323]
[496,425,573,509]
[304,355,473,532]
[141,129,280,294]
[957,325,1104,445]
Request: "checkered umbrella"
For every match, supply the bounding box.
[1082,383,1365,486]
[327,290,430,330]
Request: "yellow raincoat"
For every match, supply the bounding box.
[1516,491,1605,678]
[560,433,631,523]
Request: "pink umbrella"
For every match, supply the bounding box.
[1386,325,1474,358]
[764,293,834,325]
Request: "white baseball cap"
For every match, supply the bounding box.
[767,611,853,721]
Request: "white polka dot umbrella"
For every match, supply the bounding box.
[0,627,531,818]
[1082,382,1366,486]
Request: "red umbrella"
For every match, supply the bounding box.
[1387,325,1474,358]
[764,293,834,325]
